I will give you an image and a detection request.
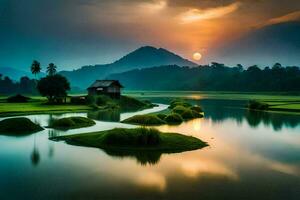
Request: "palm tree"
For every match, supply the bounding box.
[30,60,41,79]
[47,63,57,76]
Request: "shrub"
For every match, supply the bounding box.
[156,113,167,120]
[169,100,192,109]
[7,94,30,103]
[247,100,269,110]
[164,113,183,124]
[96,95,111,106]
[172,105,189,114]
[102,127,161,146]
[191,105,203,113]
[122,114,166,125]
[0,117,43,134]
[50,117,95,129]
[191,110,203,118]
[70,96,87,105]
[51,118,75,128]
[181,109,195,119]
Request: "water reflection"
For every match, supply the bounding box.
[30,134,40,166]
[102,149,161,165]
[198,99,300,131]
[1,99,300,199]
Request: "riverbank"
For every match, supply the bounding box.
[0,95,154,117]
[124,91,300,114]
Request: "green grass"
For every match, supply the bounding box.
[164,113,183,124]
[0,101,91,117]
[0,94,153,117]
[122,114,166,125]
[125,91,300,101]
[125,91,300,114]
[49,117,96,130]
[51,127,208,153]
[0,117,44,135]
[88,95,155,112]
[122,99,204,125]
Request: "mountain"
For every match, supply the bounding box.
[215,21,300,66]
[0,67,34,80]
[60,46,196,88]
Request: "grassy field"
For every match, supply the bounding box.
[0,101,91,117]
[124,91,300,113]
[124,91,300,101]
[0,92,299,116]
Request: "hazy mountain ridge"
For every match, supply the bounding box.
[0,67,34,80]
[59,46,196,88]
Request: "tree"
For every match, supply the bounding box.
[30,60,41,79]
[236,64,244,72]
[37,74,70,103]
[47,63,57,76]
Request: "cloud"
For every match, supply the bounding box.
[259,10,300,27]
[179,2,241,23]
[138,0,167,12]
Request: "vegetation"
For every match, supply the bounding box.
[87,95,155,112]
[191,105,203,113]
[109,63,300,91]
[122,114,166,125]
[0,100,91,117]
[0,117,43,135]
[247,100,269,111]
[164,113,183,124]
[30,60,41,78]
[49,117,95,130]
[46,63,57,76]
[7,94,31,103]
[156,113,167,120]
[0,75,37,95]
[37,74,70,103]
[122,99,203,125]
[51,127,208,152]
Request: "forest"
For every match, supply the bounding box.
[0,74,37,95]
[109,63,300,91]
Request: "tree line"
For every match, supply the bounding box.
[0,75,37,95]
[109,63,300,91]
[1,60,70,103]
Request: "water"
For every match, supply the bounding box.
[1,99,300,200]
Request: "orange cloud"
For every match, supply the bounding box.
[258,10,300,27]
[179,2,241,23]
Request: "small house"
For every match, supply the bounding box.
[87,80,124,98]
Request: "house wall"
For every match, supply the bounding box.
[88,86,121,99]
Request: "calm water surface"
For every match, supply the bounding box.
[1,98,300,200]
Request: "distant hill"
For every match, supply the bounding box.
[108,64,300,91]
[0,67,34,80]
[60,46,196,88]
[215,21,300,66]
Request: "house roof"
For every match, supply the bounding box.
[87,80,124,89]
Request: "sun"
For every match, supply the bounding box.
[193,52,202,61]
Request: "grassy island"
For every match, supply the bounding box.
[122,99,203,125]
[51,127,208,153]
[88,95,155,112]
[0,117,44,135]
[49,117,96,130]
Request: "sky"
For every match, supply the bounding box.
[1,0,300,70]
